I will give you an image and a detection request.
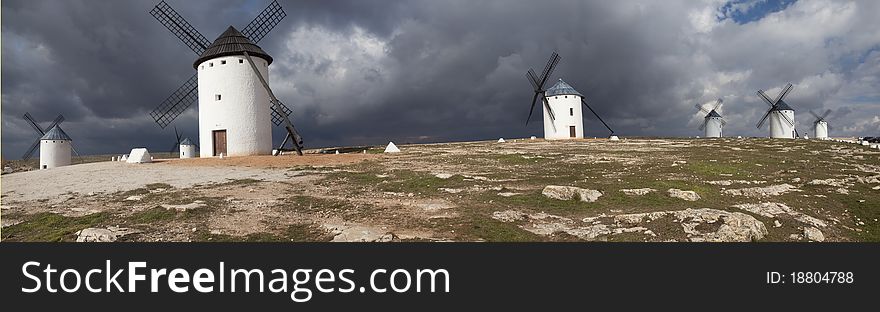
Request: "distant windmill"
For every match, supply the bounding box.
[809,109,832,140]
[694,99,725,138]
[21,113,79,161]
[167,126,198,158]
[21,113,78,169]
[756,83,797,139]
[525,52,613,139]
[149,0,303,156]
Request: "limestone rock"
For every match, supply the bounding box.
[723,184,798,197]
[542,185,602,202]
[803,227,825,242]
[76,226,140,242]
[667,188,700,201]
[621,188,656,196]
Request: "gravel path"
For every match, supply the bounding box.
[1,160,301,203]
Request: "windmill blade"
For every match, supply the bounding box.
[23,113,45,135]
[526,69,540,91]
[21,139,41,160]
[170,126,182,154]
[698,118,707,131]
[150,73,198,129]
[808,109,821,120]
[756,109,772,129]
[757,90,775,106]
[525,92,541,125]
[820,109,831,120]
[694,103,710,115]
[241,0,287,44]
[581,98,614,134]
[538,51,559,83]
[774,83,793,103]
[539,53,561,87]
[720,118,727,126]
[542,96,556,121]
[150,1,211,55]
[47,115,65,131]
[270,100,294,126]
[711,98,723,111]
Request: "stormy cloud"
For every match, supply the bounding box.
[3,0,880,158]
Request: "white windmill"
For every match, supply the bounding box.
[148,1,304,157]
[524,52,614,139]
[809,109,832,140]
[695,99,725,138]
[756,83,797,139]
[39,125,74,169]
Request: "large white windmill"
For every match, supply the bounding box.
[756,83,797,139]
[695,99,725,138]
[809,109,832,140]
[524,52,614,139]
[21,112,80,169]
[148,0,304,157]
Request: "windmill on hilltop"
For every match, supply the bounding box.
[809,109,832,140]
[524,52,614,140]
[756,83,797,139]
[149,0,304,157]
[694,99,725,138]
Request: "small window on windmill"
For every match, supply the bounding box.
[565,95,568,98]
[221,60,226,65]
[209,62,213,67]
[200,66,204,70]
[215,94,221,101]
[570,108,573,116]
[239,59,244,64]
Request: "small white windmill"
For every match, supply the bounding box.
[694,99,725,138]
[809,109,832,140]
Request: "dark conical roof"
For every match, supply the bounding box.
[180,137,194,145]
[772,99,794,111]
[706,110,722,118]
[40,124,72,141]
[193,26,272,69]
[545,78,583,97]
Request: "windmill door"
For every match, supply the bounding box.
[569,126,576,138]
[213,130,227,156]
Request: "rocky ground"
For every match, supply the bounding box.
[2,138,878,242]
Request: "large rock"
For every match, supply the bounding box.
[621,188,656,196]
[723,184,797,197]
[667,189,701,201]
[803,227,825,242]
[542,185,602,202]
[75,226,141,242]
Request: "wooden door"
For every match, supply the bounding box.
[213,130,227,156]
[569,126,576,138]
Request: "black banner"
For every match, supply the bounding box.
[2,243,877,309]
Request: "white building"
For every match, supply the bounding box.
[704,110,723,138]
[195,26,273,157]
[814,120,829,140]
[39,125,72,169]
[179,137,196,158]
[769,100,796,139]
[543,79,584,140]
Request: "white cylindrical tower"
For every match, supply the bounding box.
[814,121,828,139]
[543,79,585,140]
[179,138,197,159]
[704,109,723,138]
[39,125,72,169]
[769,109,795,139]
[195,26,273,157]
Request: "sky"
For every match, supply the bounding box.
[2,0,880,158]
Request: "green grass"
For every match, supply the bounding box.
[2,212,109,242]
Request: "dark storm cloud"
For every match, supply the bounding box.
[3,0,879,158]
